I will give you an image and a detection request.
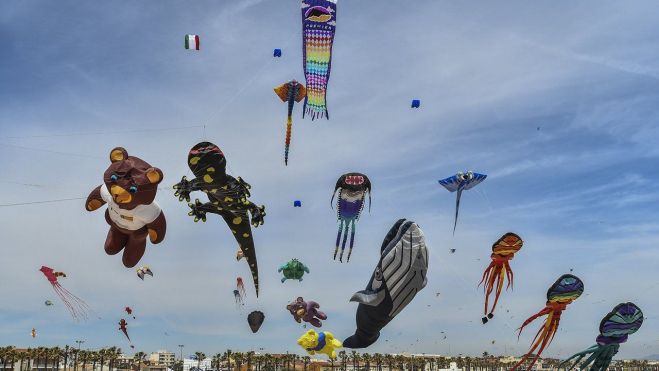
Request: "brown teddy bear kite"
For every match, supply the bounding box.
[86,147,166,267]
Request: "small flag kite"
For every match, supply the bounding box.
[274,49,282,57]
[411,100,420,108]
[185,35,200,50]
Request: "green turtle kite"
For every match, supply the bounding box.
[278,259,310,283]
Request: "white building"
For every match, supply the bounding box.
[183,358,212,371]
[149,350,176,367]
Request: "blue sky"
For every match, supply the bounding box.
[2,0,659,360]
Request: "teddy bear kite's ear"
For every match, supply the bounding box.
[110,147,128,163]
[145,167,163,184]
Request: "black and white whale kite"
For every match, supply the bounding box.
[343,219,428,348]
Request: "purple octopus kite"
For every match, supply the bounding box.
[331,173,371,263]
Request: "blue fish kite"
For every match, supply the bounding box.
[438,171,486,235]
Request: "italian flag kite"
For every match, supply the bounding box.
[185,34,200,50]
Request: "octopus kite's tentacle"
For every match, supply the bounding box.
[489,265,506,318]
[513,307,564,371]
[560,345,598,371]
[334,220,344,260]
[54,284,90,322]
[480,257,513,320]
[357,194,366,220]
[479,263,496,317]
[346,219,356,262]
[505,261,514,289]
[517,306,553,339]
[581,347,603,370]
[339,220,350,262]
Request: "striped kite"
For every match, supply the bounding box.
[479,233,523,324]
[512,274,584,371]
[560,302,643,371]
[301,0,337,120]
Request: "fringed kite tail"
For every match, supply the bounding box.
[346,220,356,263]
[334,221,344,260]
[302,97,308,119]
[339,220,351,263]
[284,116,292,166]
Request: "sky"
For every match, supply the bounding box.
[2,0,659,361]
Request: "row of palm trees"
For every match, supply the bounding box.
[0,346,150,371]
[176,350,659,371]
[2,346,658,371]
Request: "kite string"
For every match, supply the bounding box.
[428,244,521,350]
[0,186,177,208]
[474,188,495,215]
[0,124,206,140]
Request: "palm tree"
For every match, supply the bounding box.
[301,357,310,371]
[76,350,91,371]
[233,353,244,371]
[212,354,222,371]
[194,352,206,371]
[17,348,29,371]
[362,354,372,371]
[223,351,233,371]
[394,355,405,371]
[91,350,100,371]
[134,352,146,371]
[62,346,71,371]
[51,347,61,371]
[106,347,120,371]
[4,346,16,371]
[2,346,17,371]
[337,352,347,371]
[372,354,382,371]
[349,352,359,371]
[251,354,260,371]
[40,347,51,371]
[262,354,273,371]
[70,349,79,371]
[245,351,255,371]
[383,355,393,371]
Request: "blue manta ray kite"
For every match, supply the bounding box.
[438,171,487,235]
